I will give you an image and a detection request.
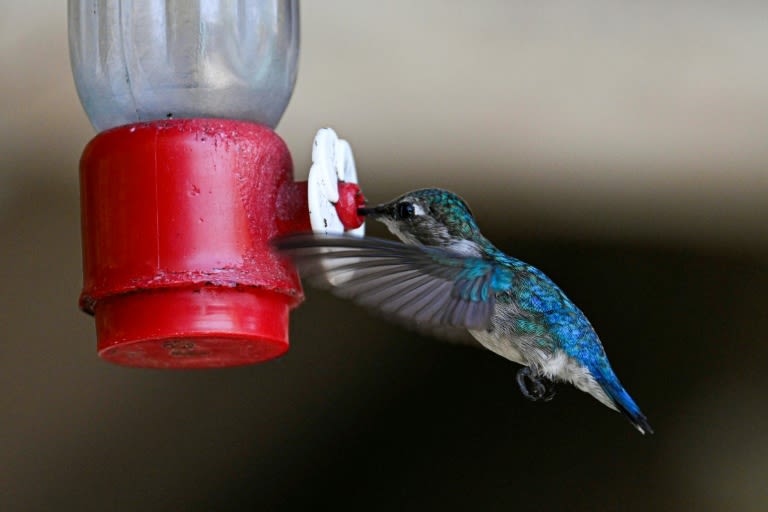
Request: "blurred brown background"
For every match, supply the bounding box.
[2,1,767,511]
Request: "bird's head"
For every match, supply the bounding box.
[358,188,484,253]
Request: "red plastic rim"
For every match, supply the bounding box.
[95,286,291,368]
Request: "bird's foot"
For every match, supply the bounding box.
[516,367,556,402]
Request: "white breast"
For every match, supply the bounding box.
[469,328,526,365]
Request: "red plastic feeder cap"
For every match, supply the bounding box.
[79,119,305,368]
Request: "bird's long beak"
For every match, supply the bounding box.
[357,205,389,218]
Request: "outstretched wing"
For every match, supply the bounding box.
[273,234,501,331]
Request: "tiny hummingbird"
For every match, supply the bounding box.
[275,188,653,434]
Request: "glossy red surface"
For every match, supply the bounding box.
[336,182,366,229]
[79,119,304,368]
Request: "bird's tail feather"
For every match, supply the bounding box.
[601,378,653,435]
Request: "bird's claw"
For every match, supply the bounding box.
[516,367,556,402]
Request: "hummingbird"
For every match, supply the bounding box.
[274,188,653,434]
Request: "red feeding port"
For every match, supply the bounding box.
[79,119,362,368]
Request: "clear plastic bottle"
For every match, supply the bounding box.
[68,0,299,132]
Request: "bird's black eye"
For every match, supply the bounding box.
[396,202,416,220]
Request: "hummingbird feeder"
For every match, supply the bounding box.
[69,0,365,368]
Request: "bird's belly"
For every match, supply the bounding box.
[468,328,526,365]
[471,328,616,410]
